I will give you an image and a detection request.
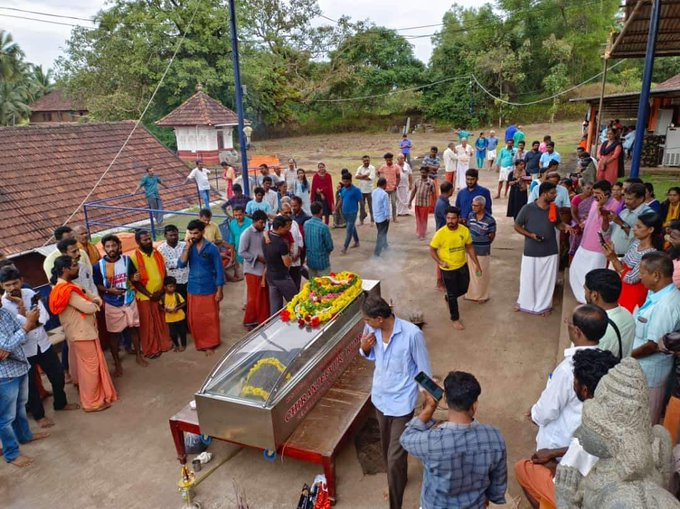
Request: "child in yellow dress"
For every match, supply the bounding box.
[162,276,187,352]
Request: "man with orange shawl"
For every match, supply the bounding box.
[130,230,173,359]
[178,219,224,355]
[49,256,117,413]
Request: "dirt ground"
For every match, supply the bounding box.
[2,125,577,509]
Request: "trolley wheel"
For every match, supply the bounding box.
[263,449,277,461]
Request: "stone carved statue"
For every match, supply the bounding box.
[555,357,680,508]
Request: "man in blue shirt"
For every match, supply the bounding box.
[539,142,561,170]
[401,371,507,509]
[336,174,363,254]
[359,296,432,509]
[486,130,499,170]
[371,177,391,256]
[0,303,46,467]
[303,202,334,277]
[505,123,517,143]
[133,166,168,225]
[400,134,413,165]
[525,141,542,179]
[455,169,492,223]
[178,219,225,354]
[226,206,252,281]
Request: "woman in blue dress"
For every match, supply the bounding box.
[475,132,488,170]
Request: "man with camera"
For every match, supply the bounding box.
[400,371,507,509]
[0,285,50,467]
[0,268,79,429]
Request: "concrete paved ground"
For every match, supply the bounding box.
[2,169,564,509]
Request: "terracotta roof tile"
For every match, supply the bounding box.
[28,89,86,112]
[156,91,244,127]
[0,122,206,256]
[656,73,680,91]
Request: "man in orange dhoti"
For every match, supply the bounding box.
[178,220,224,355]
[48,256,117,413]
[130,230,172,359]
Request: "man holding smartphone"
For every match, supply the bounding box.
[401,371,507,509]
[359,296,432,509]
[569,180,619,303]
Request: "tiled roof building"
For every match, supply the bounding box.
[28,89,88,123]
[0,121,199,256]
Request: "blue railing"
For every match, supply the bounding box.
[83,183,227,239]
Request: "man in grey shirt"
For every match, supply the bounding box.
[238,210,268,329]
[609,183,650,255]
[514,182,572,316]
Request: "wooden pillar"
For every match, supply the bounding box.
[587,104,598,153]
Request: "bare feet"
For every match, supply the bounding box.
[136,356,150,368]
[84,403,111,413]
[204,349,216,356]
[351,242,360,248]
[178,346,186,352]
[64,373,73,385]
[340,249,347,255]
[10,455,33,468]
[36,417,54,428]
[452,320,465,330]
[493,195,500,200]
[513,304,521,312]
[541,310,552,317]
[28,431,50,442]
[383,488,389,501]
[60,403,80,411]
[113,366,123,378]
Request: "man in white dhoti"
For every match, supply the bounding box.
[455,138,474,193]
[395,154,413,216]
[514,182,573,315]
[569,180,620,303]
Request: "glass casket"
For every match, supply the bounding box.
[195,280,380,450]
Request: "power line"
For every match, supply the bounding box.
[0,6,95,22]
[0,13,84,28]
[310,75,471,102]
[471,60,626,106]
[310,60,627,105]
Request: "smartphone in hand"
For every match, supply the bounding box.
[415,371,444,401]
[30,293,41,310]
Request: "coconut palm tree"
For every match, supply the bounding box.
[0,30,24,81]
[32,65,55,96]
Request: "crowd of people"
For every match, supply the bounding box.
[1,124,680,509]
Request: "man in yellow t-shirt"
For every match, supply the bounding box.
[429,206,482,330]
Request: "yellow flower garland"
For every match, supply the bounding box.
[240,357,291,401]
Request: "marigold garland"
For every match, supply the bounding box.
[240,357,291,401]
[280,271,363,328]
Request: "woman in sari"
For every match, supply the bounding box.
[293,168,311,214]
[597,129,623,184]
[48,256,117,412]
[666,220,680,288]
[310,162,334,225]
[568,182,595,260]
[475,132,488,170]
[603,211,660,312]
[661,187,680,229]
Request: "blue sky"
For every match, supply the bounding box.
[1,0,478,70]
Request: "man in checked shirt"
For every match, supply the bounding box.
[400,371,507,509]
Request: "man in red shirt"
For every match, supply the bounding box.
[377,152,401,222]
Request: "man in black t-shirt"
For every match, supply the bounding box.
[263,215,298,312]
[514,182,572,316]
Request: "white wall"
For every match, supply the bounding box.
[175,126,218,152]
[220,127,234,150]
